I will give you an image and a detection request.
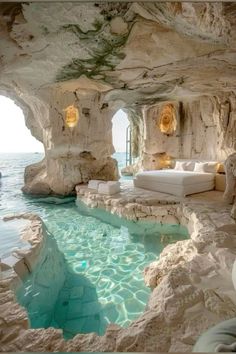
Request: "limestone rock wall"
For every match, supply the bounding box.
[131,93,236,171]
[20,87,119,195]
[141,102,181,170]
[180,94,236,161]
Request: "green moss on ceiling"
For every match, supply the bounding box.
[61,20,103,37]
[56,18,129,83]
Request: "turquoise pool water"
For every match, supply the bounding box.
[17,201,188,338]
[0,153,189,338]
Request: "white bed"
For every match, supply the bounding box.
[133,169,215,197]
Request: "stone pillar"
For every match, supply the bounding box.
[181,94,236,161]
[23,88,119,195]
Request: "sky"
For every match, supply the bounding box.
[112,109,129,152]
[0,95,129,153]
[0,96,44,153]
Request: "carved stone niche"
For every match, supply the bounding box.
[158,103,177,135]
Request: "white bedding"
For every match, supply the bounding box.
[134,169,215,197]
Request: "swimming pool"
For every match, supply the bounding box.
[1,153,189,338]
[16,200,188,338]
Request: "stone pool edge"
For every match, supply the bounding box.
[1,213,45,276]
[1,197,236,351]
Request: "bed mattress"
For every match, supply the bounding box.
[134,169,215,197]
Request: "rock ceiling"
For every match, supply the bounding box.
[0,2,236,107]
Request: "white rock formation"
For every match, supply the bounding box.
[223,152,236,219]
[131,95,236,171]
[20,88,119,195]
[0,3,236,194]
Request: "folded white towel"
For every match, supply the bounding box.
[107,181,121,186]
[88,180,105,190]
[98,181,120,195]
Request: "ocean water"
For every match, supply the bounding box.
[0,152,188,338]
[0,152,126,218]
[114,152,127,174]
[0,152,128,257]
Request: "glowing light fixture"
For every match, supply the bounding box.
[158,103,177,135]
[64,104,79,128]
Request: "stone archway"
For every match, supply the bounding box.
[0,86,120,195]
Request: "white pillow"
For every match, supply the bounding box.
[203,162,219,173]
[194,162,218,173]
[174,161,195,171]
[194,162,207,172]
[174,161,186,171]
[183,161,195,171]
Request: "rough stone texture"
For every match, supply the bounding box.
[223,152,236,219]
[76,181,182,223]
[18,89,119,195]
[130,94,236,172]
[180,95,236,161]
[0,3,236,193]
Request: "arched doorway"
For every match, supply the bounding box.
[112,109,129,174]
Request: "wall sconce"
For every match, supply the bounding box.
[158,103,177,135]
[64,104,79,128]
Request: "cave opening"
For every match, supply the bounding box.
[111,108,129,175]
[0,95,43,153]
